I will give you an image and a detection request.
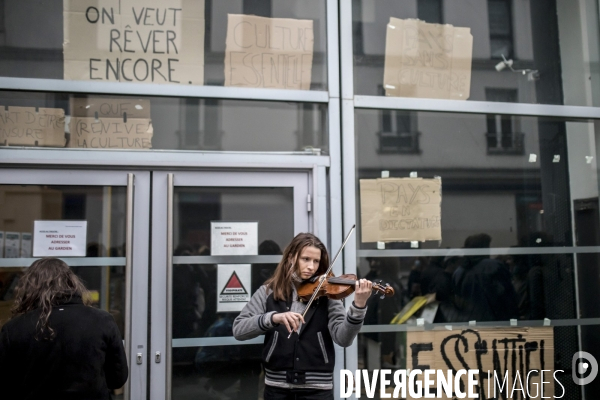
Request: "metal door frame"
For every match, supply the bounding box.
[0,168,150,400]
[150,168,321,400]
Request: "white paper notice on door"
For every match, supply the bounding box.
[217,264,251,312]
[211,222,258,256]
[33,221,88,257]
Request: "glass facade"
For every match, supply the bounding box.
[1,0,600,399]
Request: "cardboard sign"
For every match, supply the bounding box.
[211,222,258,256]
[33,221,87,257]
[224,14,314,90]
[68,97,153,149]
[217,264,251,312]
[383,18,473,100]
[406,327,554,399]
[0,106,66,147]
[63,0,205,85]
[360,178,442,243]
[4,232,20,258]
[70,97,151,119]
[68,117,153,149]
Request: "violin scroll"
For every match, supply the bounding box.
[372,281,395,299]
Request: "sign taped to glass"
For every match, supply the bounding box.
[33,220,87,257]
[360,177,442,243]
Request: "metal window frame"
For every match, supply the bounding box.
[0,2,343,398]
[150,169,314,400]
[0,77,329,103]
[339,2,600,396]
[0,169,150,400]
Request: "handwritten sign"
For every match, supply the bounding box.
[64,0,205,84]
[360,178,441,243]
[33,220,87,257]
[406,327,555,399]
[383,18,473,100]
[211,222,258,256]
[68,118,153,149]
[70,97,151,119]
[224,14,314,90]
[0,106,66,147]
[217,264,251,312]
[68,97,153,149]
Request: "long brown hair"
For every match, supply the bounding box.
[11,258,90,340]
[265,233,330,301]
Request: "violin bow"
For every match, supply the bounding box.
[287,224,356,339]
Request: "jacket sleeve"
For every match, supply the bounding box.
[233,285,277,340]
[104,315,129,389]
[327,299,367,347]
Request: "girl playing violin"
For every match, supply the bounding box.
[233,232,373,400]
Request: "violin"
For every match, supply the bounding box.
[297,274,395,302]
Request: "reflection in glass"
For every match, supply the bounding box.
[173,344,265,399]
[0,91,329,153]
[0,185,127,257]
[171,186,291,399]
[352,0,600,106]
[0,0,328,90]
[0,185,127,337]
[354,110,600,250]
[354,109,598,397]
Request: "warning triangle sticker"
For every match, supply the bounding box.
[221,271,248,295]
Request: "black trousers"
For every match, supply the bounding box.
[264,385,334,400]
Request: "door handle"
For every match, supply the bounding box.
[155,351,162,363]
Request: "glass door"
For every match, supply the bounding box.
[150,170,311,400]
[0,169,150,400]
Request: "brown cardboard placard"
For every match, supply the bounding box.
[0,106,66,147]
[68,117,153,149]
[404,327,555,399]
[360,177,441,243]
[383,18,473,100]
[64,0,205,85]
[224,14,314,90]
[70,97,151,119]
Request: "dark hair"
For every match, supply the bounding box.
[265,233,329,301]
[11,258,90,340]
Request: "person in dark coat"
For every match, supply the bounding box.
[0,258,128,400]
[451,233,519,322]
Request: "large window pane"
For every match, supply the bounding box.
[354,109,600,398]
[355,110,600,250]
[0,0,328,90]
[0,184,127,334]
[171,186,292,399]
[0,91,328,152]
[352,0,600,106]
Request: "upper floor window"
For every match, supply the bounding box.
[417,0,443,24]
[488,0,514,59]
[485,88,523,154]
